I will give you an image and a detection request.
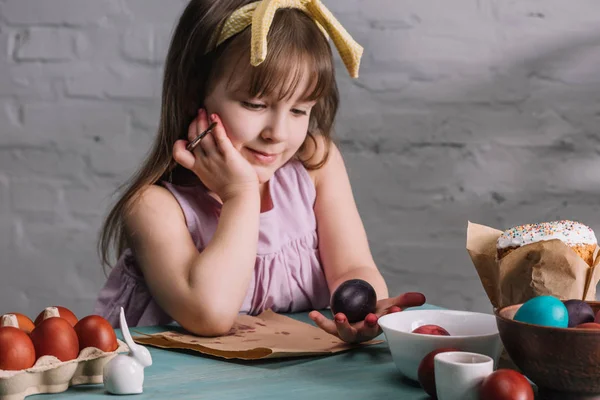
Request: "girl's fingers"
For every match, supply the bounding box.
[360,313,380,338]
[308,311,338,337]
[334,313,358,342]
[186,109,210,157]
[310,311,382,344]
[209,113,234,156]
[378,292,426,314]
[173,140,196,170]
[198,125,218,156]
[394,292,426,310]
[188,109,207,143]
[365,313,378,326]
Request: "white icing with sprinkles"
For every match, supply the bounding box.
[497,220,597,249]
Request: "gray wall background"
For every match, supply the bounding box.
[1,0,600,319]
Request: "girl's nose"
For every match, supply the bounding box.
[261,113,288,142]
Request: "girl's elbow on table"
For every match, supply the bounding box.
[166,296,239,337]
[176,309,237,337]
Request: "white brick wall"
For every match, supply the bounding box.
[1,0,600,318]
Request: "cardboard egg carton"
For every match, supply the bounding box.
[0,339,128,400]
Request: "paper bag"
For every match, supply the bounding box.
[132,310,382,360]
[466,221,600,309]
[466,220,600,372]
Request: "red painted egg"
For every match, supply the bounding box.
[0,326,36,370]
[30,317,79,362]
[3,313,35,334]
[34,306,78,327]
[479,369,534,400]
[74,315,118,352]
[412,324,450,336]
[575,322,600,330]
[417,347,459,398]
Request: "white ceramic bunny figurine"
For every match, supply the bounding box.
[103,307,153,395]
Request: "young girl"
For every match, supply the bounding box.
[94,0,425,344]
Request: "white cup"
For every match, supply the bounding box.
[434,351,493,400]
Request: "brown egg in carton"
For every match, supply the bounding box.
[0,340,128,400]
[0,309,129,400]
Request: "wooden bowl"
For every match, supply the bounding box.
[495,301,600,400]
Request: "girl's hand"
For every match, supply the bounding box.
[309,292,426,344]
[173,109,259,202]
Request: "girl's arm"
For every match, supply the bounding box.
[308,140,426,343]
[311,142,389,300]
[123,184,260,336]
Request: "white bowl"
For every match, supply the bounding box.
[378,309,502,381]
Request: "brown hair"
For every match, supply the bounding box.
[98,0,340,271]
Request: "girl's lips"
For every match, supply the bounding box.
[247,148,279,165]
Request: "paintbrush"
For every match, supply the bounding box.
[186,121,217,152]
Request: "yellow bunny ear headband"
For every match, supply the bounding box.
[207,0,363,78]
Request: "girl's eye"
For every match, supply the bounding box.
[242,101,265,110]
[291,109,308,116]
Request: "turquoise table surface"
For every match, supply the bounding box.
[31,305,442,400]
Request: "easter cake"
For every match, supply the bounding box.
[496,220,597,267]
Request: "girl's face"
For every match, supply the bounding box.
[203,72,316,184]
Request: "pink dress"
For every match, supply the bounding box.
[93,159,331,327]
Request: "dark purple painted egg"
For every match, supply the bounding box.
[330,279,377,323]
[564,299,595,328]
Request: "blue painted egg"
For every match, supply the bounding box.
[514,296,568,328]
